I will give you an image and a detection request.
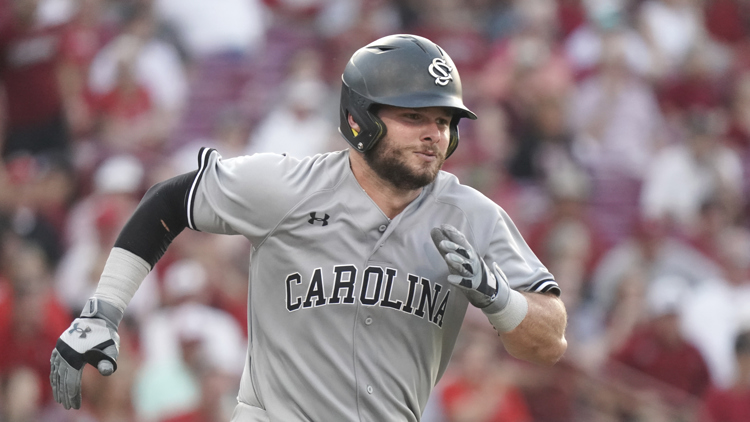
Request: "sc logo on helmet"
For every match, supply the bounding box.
[428,58,453,86]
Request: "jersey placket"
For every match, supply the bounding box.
[351,185,429,422]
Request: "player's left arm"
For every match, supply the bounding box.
[498,291,567,366]
[431,224,567,366]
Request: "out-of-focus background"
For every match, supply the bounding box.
[1,0,750,421]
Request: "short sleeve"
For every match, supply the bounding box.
[485,207,560,296]
[186,148,302,243]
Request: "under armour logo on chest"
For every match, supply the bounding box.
[308,212,330,226]
[68,322,92,338]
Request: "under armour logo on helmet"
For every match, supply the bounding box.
[308,212,330,226]
[68,323,92,339]
[428,58,453,86]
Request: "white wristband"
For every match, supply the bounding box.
[484,289,528,333]
[94,247,152,314]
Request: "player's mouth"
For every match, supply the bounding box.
[414,149,438,162]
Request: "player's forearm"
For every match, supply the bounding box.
[499,292,567,366]
[94,170,197,312]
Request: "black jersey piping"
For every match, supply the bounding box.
[186,147,216,231]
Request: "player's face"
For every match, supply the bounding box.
[364,106,452,191]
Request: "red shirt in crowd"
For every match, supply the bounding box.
[704,0,750,46]
[700,385,750,422]
[0,277,72,403]
[612,324,711,400]
[0,17,65,129]
[97,84,152,122]
[440,379,532,422]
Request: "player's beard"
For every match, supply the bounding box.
[364,137,446,191]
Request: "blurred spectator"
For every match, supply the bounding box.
[637,0,705,79]
[609,275,711,409]
[135,259,245,422]
[245,77,338,157]
[506,95,578,185]
[569,29,664,180]
[444,101,535,229]
[556,0,586,39]
[1,367,43,422]
[36,0,76,26]
[444,100,512,187]
[589,217,719,318]
[408,0,490,81]
[682,227,750,388]
[0,153,76,266]
[564,0,653,80]
[322,0,402,82]
[0,0,71,161]
[483,0,560,42]
[435,314,533,422]
[478,0,573,141]
[97,56,162,155]
[158,227,251,334]
[155,106,252,182]
[656,43,729,128]
[700,329,750,422]
[569,28,665,244]
[0,240,71,407]
[58,0,115,139]
[575,218,720,371]
[725,70,750,150]
[722,70,750,204]
[154,0,266,60]
[88,2,187,158]
[640,111,743,234]
[703,0,750,47]
[152,0,267,154]
[723,70,750,221]
[524,164,604,312]
[683,204,727,270]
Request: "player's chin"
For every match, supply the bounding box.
[410,164,441,185]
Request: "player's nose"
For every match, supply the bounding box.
[420,121,445,145]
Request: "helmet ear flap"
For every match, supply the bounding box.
[339,84,387,152]
[446,116,460,158]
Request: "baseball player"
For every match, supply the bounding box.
[50,34,567,421]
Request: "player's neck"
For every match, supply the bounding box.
[349,151,422,219]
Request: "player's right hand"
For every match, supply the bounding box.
[430,224,512,312]
[50,298,121,410]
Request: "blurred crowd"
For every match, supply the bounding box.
[1,0,750,421]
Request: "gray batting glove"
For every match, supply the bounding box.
[431,224,511,312]
[50,297,122,410]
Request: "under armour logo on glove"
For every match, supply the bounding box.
[51,303,121,410]
[308,212,330,226]
[68,323,92,339]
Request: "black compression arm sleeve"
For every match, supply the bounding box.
[114,170,198,268]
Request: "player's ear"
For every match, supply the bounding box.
[347,113,361,135]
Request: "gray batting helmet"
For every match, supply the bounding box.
[339,34,477,158]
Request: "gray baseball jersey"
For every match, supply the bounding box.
[186,147,558,422]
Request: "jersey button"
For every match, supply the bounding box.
[365,317,373,325]
[367,385,373,394]
[378,224,387,233]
